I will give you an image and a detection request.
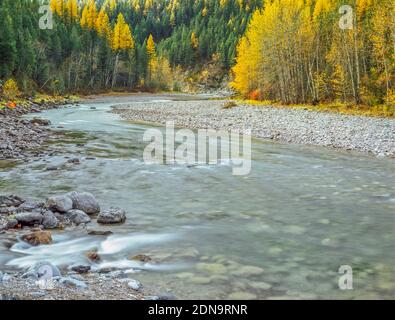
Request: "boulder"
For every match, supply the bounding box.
[15,212,43,226]
[65,209,91,225]
[46,195,73,213]
[4,219,18,230]
[0,195,24,207]
[22,262,61,279]
[30,118,51,126]
[67,192,100,215]
[42,210,59,229]
[71,265,91,274]
[86,249,101,262]
[97,208,126,224]
[21,230,52,246]
[15,199,44,213]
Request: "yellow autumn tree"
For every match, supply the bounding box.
[146,34,157,82]
[96,9,112,42]
[80,0,97,30]
[50,0,65,17]
[111,13,135,51]
[111,13,135,88]
[65,0,78,22]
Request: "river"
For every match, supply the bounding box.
[0,94,394,299]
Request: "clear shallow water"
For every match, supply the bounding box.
[0,94,394,300]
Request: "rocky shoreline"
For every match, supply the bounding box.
[0,192,168,300]
[112,100,395,158]
[0,98,75,161]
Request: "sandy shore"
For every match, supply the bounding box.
[112,100,395,158]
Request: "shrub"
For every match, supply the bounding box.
[2,79,20,100]
[249,89,261,101]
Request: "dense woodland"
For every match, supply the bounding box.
[232,0,395,107]
[0,0,261,95]
[0,0,394,110]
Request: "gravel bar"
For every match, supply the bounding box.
[112,100,395,158]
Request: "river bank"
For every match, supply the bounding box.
[0,193,170,300]
[112,99,395,158]
[0,97,78,160]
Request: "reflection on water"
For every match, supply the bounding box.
[0,95,394,300]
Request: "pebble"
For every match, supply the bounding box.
[128,279,142,291]
[196,263,227,274]
[60,277,88,290]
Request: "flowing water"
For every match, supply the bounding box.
[0,94,394,300]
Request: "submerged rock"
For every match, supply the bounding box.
[67,192,100,215]
[65,209,91,225]
[131,254,152,263]
[97,208,126,224]
[30,118,51,126]
[47,195,73,213]
[16,199,44,213]
[87,230,113,236]
[71,265,91,274]
[231,265,264,277]
[86,249,101,262]
[21,230,52,246]
[227,292,257,300]
[67,158,80,164]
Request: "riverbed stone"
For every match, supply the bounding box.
[0,195,24,207]
[16,199,44,213]
[42,210,59,229]
[15,212,43,226]
[249,281,272,291]
[231,265,264,277]
[128,279,142,291]
[71,265,91,274]
[23,262,61,279]
[189,276,211,285]
[131,254,152,263]
[67,191,100,214]
[196,263,227,274]
[47,195,73,213]
[60,277,87,290]
[65,209,91,225]
[227,292,257,300]
[97,207,126,224]
[21,230,52,246]
[86,249,101,262]
[30,118,51,126]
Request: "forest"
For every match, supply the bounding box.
[0,0,394,110]
[0,0,261,95]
